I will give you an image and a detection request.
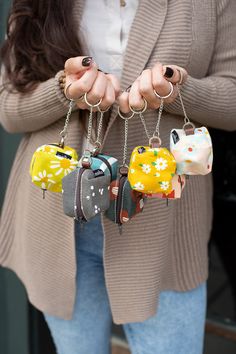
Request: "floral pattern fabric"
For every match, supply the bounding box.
[170,127,213,175]
[128,146,176,195]
[30,144,78,193]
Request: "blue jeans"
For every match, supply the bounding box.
[44,216,207,354]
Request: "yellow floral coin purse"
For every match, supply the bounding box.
[29,100,78,197]
[30,144,78,194]
[128,99,176,195]
[128,140,176,195]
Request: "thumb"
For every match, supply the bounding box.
[64,56,94,74]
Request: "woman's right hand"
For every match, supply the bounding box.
[64,56,120,111]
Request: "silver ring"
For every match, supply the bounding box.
[64,83,85,102]
[117,107,135,120]
[98,105,111,113]
[129,98,148,114]
[183,122,195,131]
[84,92,102,108]
[177,69,184,85]
[154,82,174,100]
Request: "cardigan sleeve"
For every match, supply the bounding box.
[165,0,236,132]
[0,70,72,133]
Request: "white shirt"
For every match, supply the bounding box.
[80,0,139,78]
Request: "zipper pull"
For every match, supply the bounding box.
[118,224,123,235]
[166,198,169,207]
[42,189,46,199]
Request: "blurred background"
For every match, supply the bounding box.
[0,1,236,353]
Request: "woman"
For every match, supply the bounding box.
[0,0,236,353]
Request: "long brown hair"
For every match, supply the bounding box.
[0,0,82,92]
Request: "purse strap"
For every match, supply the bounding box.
[138,99,164,148]
[177,84,195,135]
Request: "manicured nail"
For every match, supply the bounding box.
[82,56,93,67]
[164,67,174,78]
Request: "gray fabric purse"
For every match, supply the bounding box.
[62,166,111,222]
[62,96,117,222]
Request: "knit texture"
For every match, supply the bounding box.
[1,0,236,324]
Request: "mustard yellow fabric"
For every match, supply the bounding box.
[128,146,176,194]
[30,144,78,193]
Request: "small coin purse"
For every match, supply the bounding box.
[170,85,213,176]
[128,140,176,195]
[144,174,186,199]
[62,165,111,222]
[170,125,213,175]
[105,166,145,228]
[29,101,78,197]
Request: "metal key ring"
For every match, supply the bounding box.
[84,92,102,108]
[129,98,148,114]
[64,83,85,102]
[97,105,111,113]
[117,107,135,120]
[154,82,174,100]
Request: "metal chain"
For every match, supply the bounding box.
[122,118,129,166]
[139,99,164,140]
[176,84,190,124]
[153,99,164,137]
[95,111,104,146]
[59,99,75,139]
[86,105,94,150]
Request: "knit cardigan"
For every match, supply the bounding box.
[1,0,236,324]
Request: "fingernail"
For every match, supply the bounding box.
[82,56,93,67]
[164,67,174,78]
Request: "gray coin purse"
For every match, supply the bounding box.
[62,166,111,222]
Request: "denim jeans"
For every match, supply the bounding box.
[44,216,207,354]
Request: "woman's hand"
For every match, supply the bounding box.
[64,56,120,111]
[117,63,188,113]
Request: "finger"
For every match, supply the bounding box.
[117,91,130,114]
[99,80,116,111]
[163,65,188,85]
[106,74,121,98]
[139,69,161,109]
[152,62,174,98]
[65,64,98,99]
[129,80,146,111]
[64,56,93,75]
[86,71,107,105]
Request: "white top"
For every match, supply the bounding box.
[80,0,139,78]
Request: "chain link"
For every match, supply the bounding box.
[176,84,190,124]
[59,99,75,139]
[94,111,104,147]
[139,99,164,141]
[86,105,94,150]
[122,118,129,166]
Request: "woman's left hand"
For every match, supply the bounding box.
[117,63,188,113]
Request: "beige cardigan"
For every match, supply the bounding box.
[1,0,236,324]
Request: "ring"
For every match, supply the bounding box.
[98,105,111,113]
[177,69,184,85]
[129,98,148,114]
[84,92,102,108]
[154,82,174,100]
[64,83,85,102]
[117,107,135,120]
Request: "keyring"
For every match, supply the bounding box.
[64,83,85,101]
[98,105,111,113]
[149,136,162,148]
[84,92,102,108]
[117,107,135,120]
[177,69,184,85]
[154,82,174,100]
[129,98,148,114]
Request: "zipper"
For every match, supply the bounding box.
[74,168,87,222]
[95,155,112,178]
[116,175,126,225]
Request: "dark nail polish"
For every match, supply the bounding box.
[82,56,93,67]
[164,67,174,78]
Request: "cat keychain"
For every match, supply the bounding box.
[170,85,213,175]
[29,100,79,198]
